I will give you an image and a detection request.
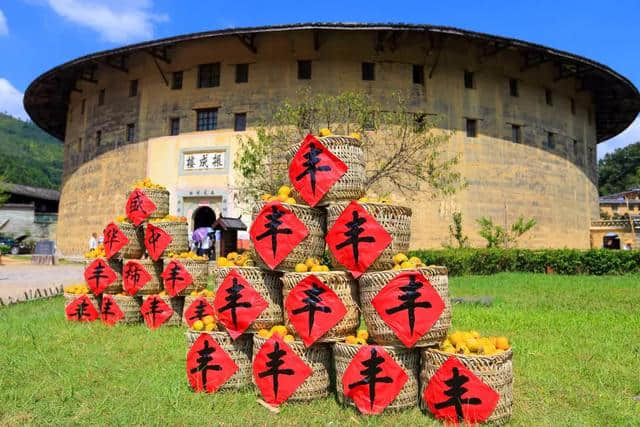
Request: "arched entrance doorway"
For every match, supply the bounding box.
[193,206,216,230]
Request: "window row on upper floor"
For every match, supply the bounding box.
[71,62,592,125]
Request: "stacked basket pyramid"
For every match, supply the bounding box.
[202,134,514,423]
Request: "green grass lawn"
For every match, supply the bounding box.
[0,273,638,426]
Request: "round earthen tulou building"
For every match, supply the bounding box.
[24,23,640,256]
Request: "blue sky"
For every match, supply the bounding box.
[0,0,638,157]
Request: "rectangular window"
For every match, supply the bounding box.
[234,113,247,131]
[81,99,85,115]
[545,88,553,106]
[570,98,576,115]
[412,64,424,85]
[362,62,375,81]
[546,132,555,149]
[198,63,220,88]
[588,108,593,124]
[98,89,105,106]
[573,139,579,157]
[78,137,82,152]
[196,108,218,131]
[297,60,312,80]
[170,117,180,136]
[511,124,522,143]
[129,79,138,97]
[96,130,102,147]
[509,78,519,97]
[126,123,135,142]
[364,113,376,131]
[464,70,474,89]
[171,71,183,90]
[466,119,477,138]
[235,64,249,83]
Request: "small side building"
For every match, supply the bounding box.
[0,183,59,239]
[590,189,640,248]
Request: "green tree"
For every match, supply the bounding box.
[234,90,464,206]
[444,211,469,248]
[477,215,537,248]
[597,141,640,195]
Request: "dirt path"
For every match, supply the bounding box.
[0,263,84,301]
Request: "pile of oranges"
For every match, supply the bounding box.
[114,215,131,223]
[84,244,106,259]
[391,252,427,270]
[132,178,166,191]
[440,331,510,356]
[257,325,295,343]
[64,284,90,294]
[189,289,215,298]
[344,330,370,345]
[260,185,297,204]
[191,315,217,332]
[216,252,252,267]
[149,215,187,223]
[167,251,208,261]
[294,257,330,273]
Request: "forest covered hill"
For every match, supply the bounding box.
[598,141,640,196]
[0,113,63,190]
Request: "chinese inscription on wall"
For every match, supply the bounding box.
[183,151,225,171]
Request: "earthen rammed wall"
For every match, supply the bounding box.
[57,30,598,256]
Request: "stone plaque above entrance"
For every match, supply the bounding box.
[179,147,230,175]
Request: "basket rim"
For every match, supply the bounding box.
[333,342,417,353]
[282,270,352,278]
[328,200,412,213]
[361,266,449,278]
[425,347,513,362]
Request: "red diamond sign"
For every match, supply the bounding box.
[424,356,500,424]
[187,333,238,393]
[126,188,157,226]
[65,295,99,322]
[284,274,347,347]
[122,260,152,296]
[214,269,268,339]
[342,345,408,415]
[371,271,445,347]
[100,294,124,326]
[141,295,174,329]
[289,134,348,207]
[326,201,392,278]
[161,260,193,297]
[184,297,215,327]
[253,336,312,406]
[144,223,172,261]
[103,222,129,259]
[250,202,309,270]
[84,258,117,295]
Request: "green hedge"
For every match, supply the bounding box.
[409,248,640,276]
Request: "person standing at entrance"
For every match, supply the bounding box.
[193,226,215,260]
[88,232,98,250]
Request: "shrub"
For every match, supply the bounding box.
[409,248,640,276]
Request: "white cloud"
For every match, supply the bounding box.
[45,0,168,44]
[0,9,8,36]
[598,116,640,159]
[0,78,27,120]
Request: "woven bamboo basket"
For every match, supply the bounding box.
[420,348,514,424]
[84,257,123,294]
[250,202,326,271]
[334,342,420,412]
[143,295,183,326]
[185,330,253,390]
[124,258,163,295]
[163,258,208,296]
[112,295,142,323]
[113,221,144,259]
[63,293,99,311]
[359,266,451,347]
[213,267,283,330]
[252,335,331,402]
[281,271,359,342]
[127,188,169,219]
[151,221,189,256]
[286,135,366,206]
[327,202,412,272]
[181,295,215,326]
